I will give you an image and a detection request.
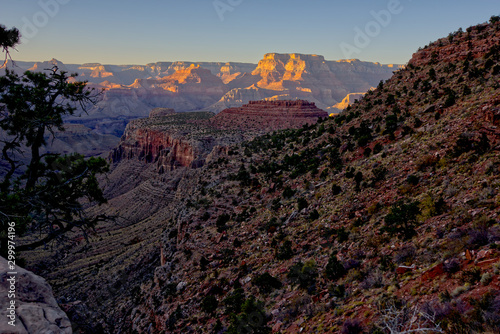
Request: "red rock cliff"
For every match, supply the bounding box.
[110,112,216,172]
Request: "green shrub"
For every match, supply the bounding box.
[336,227,350,243]
[444,89,456,108]
[332,184,342,196]
[309,209,320,221]
[227,296,270,334]
[216,213,231,232]
[406,174,420,185]
[287,260,318,291]
[325,253,346,280]
[235,165,251,186]
[422,195,447,218]
[480,272,493,286]
[276,240,294,260]
[341,319,364,334]
[460,267,481,284]
[297,197,308,211]
[200,256,209,271]
[373,143,383,154]
[354,171,363,191]
[223,288,245,314]
[384,114,398,136]
[382,200,421,240]
[252,273,282,294]
[372,167,387,184]
[329,284,346,298]
[283,186,295,199]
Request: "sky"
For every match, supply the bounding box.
[0,0,499,65]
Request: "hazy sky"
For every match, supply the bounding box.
[1,0,499,65]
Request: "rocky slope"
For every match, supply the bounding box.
[125,18,499,333]
[19,100,327,333]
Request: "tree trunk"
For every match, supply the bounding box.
[26,127,45,190]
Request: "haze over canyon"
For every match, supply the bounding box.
[1,53,399,138]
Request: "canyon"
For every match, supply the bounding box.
[1,54,397,140]
[111,100,328,173]
[17,18,500,333]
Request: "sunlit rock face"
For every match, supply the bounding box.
[207,53,397,113]
[328,92,368,113]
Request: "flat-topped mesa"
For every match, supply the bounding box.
[149,108,176,118]
[246,100,318,108]
[211,99,328,131]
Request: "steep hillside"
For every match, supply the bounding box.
[126,18,500,333]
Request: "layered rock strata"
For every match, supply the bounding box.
[210,100,328,131]
[111,101,327,172]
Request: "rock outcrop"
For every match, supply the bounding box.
[149,108,176,118]
[111,101,327,171]
[328,92,368,113]
[0,257,72,334]
[110,112,217,171]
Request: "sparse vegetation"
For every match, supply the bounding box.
[12,17,500,334]
[382,200,421,240]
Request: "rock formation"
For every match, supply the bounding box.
[149,108,176,118]
[209,54,398,113]
[210,100,328,131]
[110,112,218,171]
[328,92,368,113]
[3,55,397,141]
[111,101,326,171]
[0,257,72,334]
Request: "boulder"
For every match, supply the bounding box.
[0,256,72,334]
